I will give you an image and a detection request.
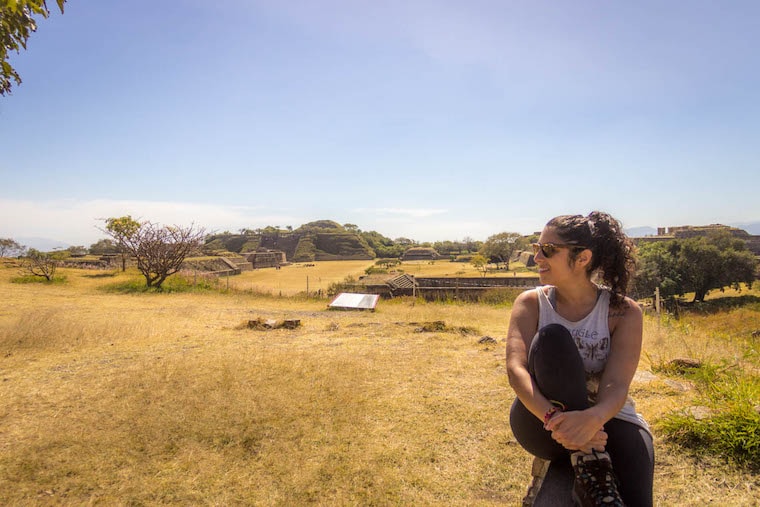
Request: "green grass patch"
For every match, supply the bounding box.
[680,294,760,314]
[656,360,760,471]
[10,274,67,284]
[100,274,218,294]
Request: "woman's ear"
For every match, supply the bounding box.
[576,248,592,268]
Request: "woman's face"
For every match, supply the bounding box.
[534,226,577,286]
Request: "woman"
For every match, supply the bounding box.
[506,212,654,506]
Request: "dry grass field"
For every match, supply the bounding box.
[223,259,535,296]
[1,261,758,506]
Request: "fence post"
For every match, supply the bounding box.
[655,287,661,316]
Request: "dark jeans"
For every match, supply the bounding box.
[509,323,655,507]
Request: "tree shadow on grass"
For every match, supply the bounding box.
[82,272,118,279]
[679,294,760,315]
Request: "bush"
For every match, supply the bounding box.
[100,274,217,294]
[478,287,522,305]
[10,274,67,284]
[656,361,760,470]
[326,275,357,297]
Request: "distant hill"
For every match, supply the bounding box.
[203,220,375,262]
[15,236,70,252]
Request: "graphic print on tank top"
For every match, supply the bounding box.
[570,328,609,374]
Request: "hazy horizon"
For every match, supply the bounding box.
[9,216,760,252]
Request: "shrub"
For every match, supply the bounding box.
[656,361,760,470]
[100,274,217,294]
[478,287,522,306]
[10,274,67,284]
[326,275,357,297]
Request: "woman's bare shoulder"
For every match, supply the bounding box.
[510,288,540,324]
[609,296,642,317]
[514,287,539,307]
[608,295,643,334]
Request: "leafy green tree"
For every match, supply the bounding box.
[66,245,87,256]
[394,237,416,247]
[89,238,119,255]
[480,232,525,270]
[471,254,488,277]
[634,234,757,302]
[1,0,65,95]
[0,237,25,257]
[104,216,205,289]
[105,216,141,271]
[359,230,405,258]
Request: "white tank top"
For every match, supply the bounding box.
[535,286,650,433]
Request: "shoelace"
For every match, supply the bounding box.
[574,452,623,505]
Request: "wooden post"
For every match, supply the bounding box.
[655,287,661,316]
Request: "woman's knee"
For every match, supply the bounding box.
[528,325,587,406]
[509,399,567,461]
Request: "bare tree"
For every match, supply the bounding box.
[21,248,63,280]
[104,216,205,289]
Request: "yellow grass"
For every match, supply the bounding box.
[227,260,375,295]
[1,263,758,505]
[221,259,536,296]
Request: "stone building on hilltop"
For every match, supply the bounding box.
[635,224,760,256]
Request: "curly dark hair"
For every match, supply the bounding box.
[546,211,636,303]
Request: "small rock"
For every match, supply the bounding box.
[281,319,301,329]
[686,406,711,420]
[632,370,657,383]
[667,357,702,373]
[478,336,498,344]
[664,379,692,392]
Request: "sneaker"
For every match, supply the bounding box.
[571,450,625,506]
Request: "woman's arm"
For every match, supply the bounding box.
[588,296,644,422]
[506,289,557,421]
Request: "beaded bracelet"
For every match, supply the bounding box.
[543,400,567,425]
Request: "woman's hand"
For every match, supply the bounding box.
[544,409,606,452]
[576,429,607,453]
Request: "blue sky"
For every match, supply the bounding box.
[1,0,758,248]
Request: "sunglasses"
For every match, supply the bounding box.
[531,242,587,258]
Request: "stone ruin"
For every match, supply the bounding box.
[243,249,288,269]
[401,247,441,261]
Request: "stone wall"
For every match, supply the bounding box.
[244,250,287,269]
[348,275,540,301]
[416,276,540,288]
